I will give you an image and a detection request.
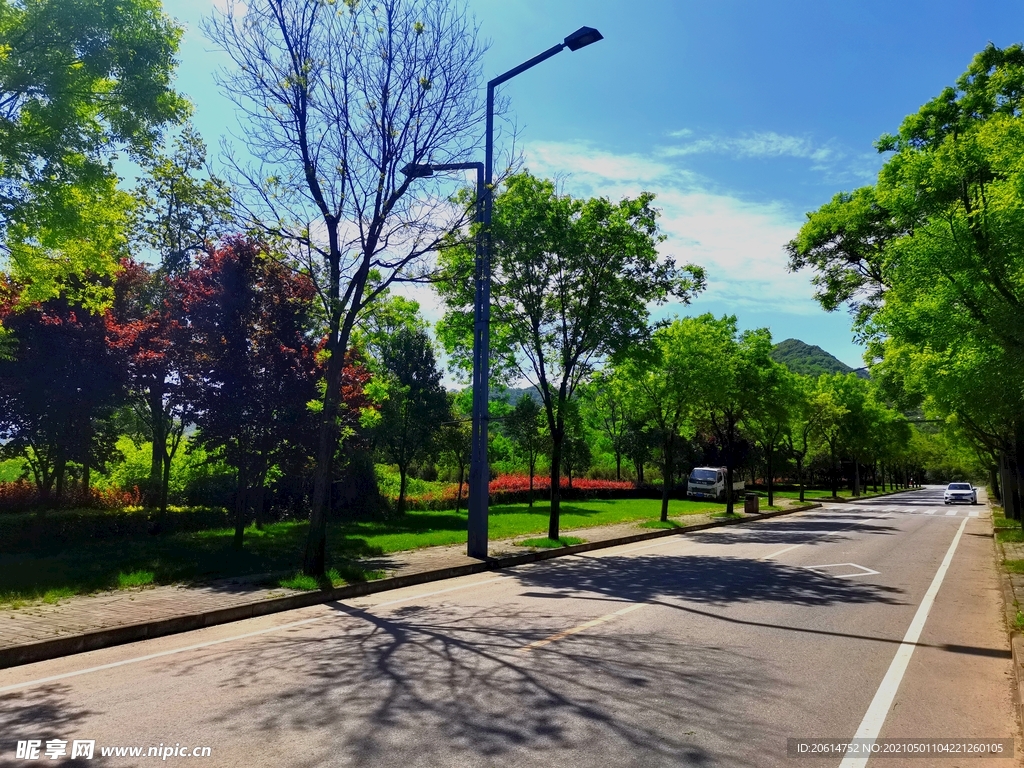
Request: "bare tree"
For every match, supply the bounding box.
[206,0,486,574]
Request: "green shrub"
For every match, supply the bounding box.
[0,458,27,483]
[97,437,236,507]
[0,506,233,552]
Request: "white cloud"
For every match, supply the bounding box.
[525,141,679,185]
[520,139,822,316]
[660,130,836,163]
[652,188,818,314]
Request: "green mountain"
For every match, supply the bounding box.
[771,338,867,378]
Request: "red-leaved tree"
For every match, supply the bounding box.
[0,279,127,507]
[106,259,188,523]
[174,238,320,548]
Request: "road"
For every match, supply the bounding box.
[0,487,1019,767]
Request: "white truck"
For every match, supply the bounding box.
[687,466,744,502]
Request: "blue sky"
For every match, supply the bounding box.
[169,0,1024,367]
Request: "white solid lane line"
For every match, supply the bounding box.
[837,515,970,768]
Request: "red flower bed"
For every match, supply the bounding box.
[0,480,37,512]
[488,474,633,494]
[395,474,636,512]
[0,481,142,513]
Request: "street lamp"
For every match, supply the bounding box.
[403,25,603,560]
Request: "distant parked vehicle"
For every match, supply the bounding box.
[943,482,977,505]
[687,466,745,502]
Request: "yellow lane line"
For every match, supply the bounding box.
[515,602,648,653]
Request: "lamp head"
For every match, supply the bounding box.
[563,26,603,51]
[400,163,435,178]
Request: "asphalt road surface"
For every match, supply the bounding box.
[1,487,1019,767]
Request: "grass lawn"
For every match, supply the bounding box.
[0,497,720,606]
[516,536,585,548]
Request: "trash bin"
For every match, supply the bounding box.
[744,493,759,515]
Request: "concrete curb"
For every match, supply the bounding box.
[992,509,1024,733]
[0,503,821,670]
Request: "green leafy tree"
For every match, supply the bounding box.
[559,401,592,491]
[622,418,654,484]
[132,124,233,277]
[809,375,858,497]
[744,365,798,506]
[780,375,820,502]
[375,327,449,515]
[788,44,1024,517]
[582,375,630,481]
[0,0,188,302]
[437,173,704,539]
[505,393,544,507]
[615,319,717,521]
[437,393,471,513]
[689,316,777,514]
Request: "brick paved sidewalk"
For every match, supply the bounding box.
[1,507,753,655]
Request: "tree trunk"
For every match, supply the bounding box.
[991,464,1001,502]
[853,458,861,497]
[54,453,67,509]
[159,447,172,523]
[766,446,774,508]
[527,460,534,508]
[303,340,345,576]
[872,461,878,493]
[548,430,564,541]
[397,464,408,516]
[1002,452,1020,520]
[147,385,166,508]
[796,456,805,503]
[725,462,735,515]
[660,434,673,522]
[999,454,1012,515]
[830,446,839,497]
[234,462,248,550]
[615,453,621,482]
[1014,423,1024,522]
[253,453,268,530]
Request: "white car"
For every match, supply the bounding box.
[944,482,977,505]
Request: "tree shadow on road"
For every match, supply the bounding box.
[115,590,789,768]
[508,552,904,611]
[685,517,899,547]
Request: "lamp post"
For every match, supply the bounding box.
[403,26,603,559]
